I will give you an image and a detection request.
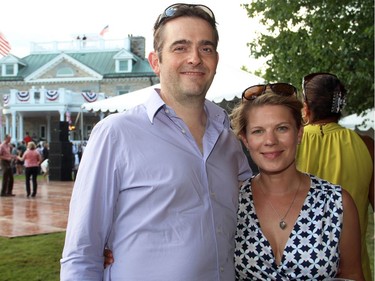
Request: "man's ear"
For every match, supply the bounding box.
[148,51,160,76]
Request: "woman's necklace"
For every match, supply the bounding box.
[259,176,302,230]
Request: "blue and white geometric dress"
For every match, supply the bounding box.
[235,174,343,280]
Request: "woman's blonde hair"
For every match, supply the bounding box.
[230,92,304,138]
[27,141,36,150]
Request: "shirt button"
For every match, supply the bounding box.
[220,266,224,272]
[165,109,170,114]
[181,129,186,134]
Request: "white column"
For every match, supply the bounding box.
[80,109,84,141]
[5,114,9,134]
[11,111,16,143]
[18,112,24,142]
[59,110,65,121]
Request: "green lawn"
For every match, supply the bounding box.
[0,232,65,281]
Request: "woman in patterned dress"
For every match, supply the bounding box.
[230,83,364,280]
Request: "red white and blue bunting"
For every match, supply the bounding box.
[3,94,9,106]
[17,91,30,102]
[46,90,59,101]
[81,92,97,103]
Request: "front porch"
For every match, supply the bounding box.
[1,87,107,143]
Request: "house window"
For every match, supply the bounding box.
[116,59,131,73]
[119,60,128,72]
[5,64,15,75]
[118,90,129,95]
[116,85,130,95]
[1,63,16,76]
[39,125,46,140]
[56,67,74,77]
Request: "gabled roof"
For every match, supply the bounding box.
[0,54,27,66]
[0,48,155,82]
[25,53,103,83]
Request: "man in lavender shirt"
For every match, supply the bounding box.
[60,3,251,280]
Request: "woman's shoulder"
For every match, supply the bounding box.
[308,174,342,193]
[240,175,255,192]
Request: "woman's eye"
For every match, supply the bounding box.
[277,126,289,132]
[251,129,263,135]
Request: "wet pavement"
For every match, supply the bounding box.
[0,178,73,237]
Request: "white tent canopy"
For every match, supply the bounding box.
[339,108,374,131]
[82,64,265,113]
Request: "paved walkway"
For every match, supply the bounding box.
[0,178,73,237]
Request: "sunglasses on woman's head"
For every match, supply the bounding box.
[155,3,216,30]
[241,83,297,102]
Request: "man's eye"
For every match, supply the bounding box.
[201,47,214,54]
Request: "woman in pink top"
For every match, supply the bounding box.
[18,141,42,197]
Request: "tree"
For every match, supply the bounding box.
[242,0,374,114]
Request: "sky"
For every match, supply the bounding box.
[1,0,265,70]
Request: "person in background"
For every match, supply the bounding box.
[10,143,18,175]
[0,135,16,197]
[36,143,43,174]
[41,142,49,181]
[31,132,37,143]
[230,83,364,280]
[296,72,374,281]
[17,141,42,197]
[36,143,43,156]
[42,142,49,162]
[23,132,32,145]
[16,141,26,175]
[71,143,80,181]
[60,3,251,280]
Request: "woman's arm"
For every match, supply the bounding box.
[336,189,365,280]
[359,134,374,210]
[17,150,26,161]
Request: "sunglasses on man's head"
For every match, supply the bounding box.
[241,83,297,102]
[155,3,216,30]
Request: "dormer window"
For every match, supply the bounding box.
[1,63,17,76]
[114,50,135,73]
[116,59,131,73]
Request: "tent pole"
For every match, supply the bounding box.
[80,108,84,141]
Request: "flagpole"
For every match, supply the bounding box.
[80,108,84,142]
